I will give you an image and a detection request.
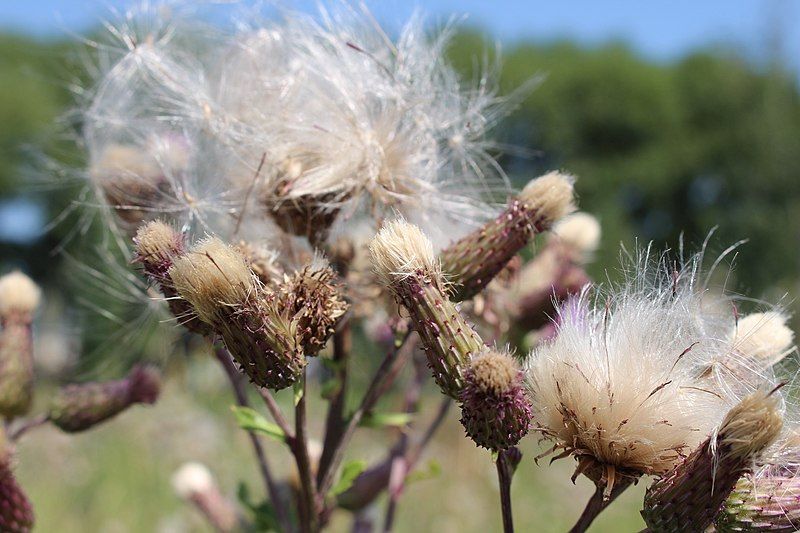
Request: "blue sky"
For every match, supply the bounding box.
[1,1,799,69]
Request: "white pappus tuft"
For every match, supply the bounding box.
[525,245,788,488]
[78,1,527,248]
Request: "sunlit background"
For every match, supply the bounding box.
[1,1,800,531]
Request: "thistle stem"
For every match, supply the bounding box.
[257,386,294,440]
[317,331,418,498]
[496,452,515,533]
[8,414,48,441]
[568,478,632,533]
[213,346,293,533]
[318,318,351,484]
[294,375,318,533]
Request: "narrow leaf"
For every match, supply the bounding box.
[231,406,286,443]
[359,412,414,428]
[330,459,367,496]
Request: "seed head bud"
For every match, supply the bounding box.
[172,462,239,533]
[440,171,576,301]
[733,312,795,366]
[0,272,40,418]
[370,220,485,397]
[48,365,161,433]
[90,144,170,228]
[716,473,800,531]
[278,261,348,356]
[133,222,211,335]
[170,238,305,390]
[518,171,576,226]
[134,221,185,279]
[550,212,601,262]
[641,391,783,533]
[0,442,33,533]
[459,350,532,450]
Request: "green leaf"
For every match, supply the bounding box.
[330,459,367,497]
[231,406,286,443]
[359,412,414,429]
[406,460,442,485]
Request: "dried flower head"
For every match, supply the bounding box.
[526,249,780,495]
[0,272,41,320]
[48,365,161,433]
[459,349,532,450]
[642,391,783,532]
[440,171,576,301]
[170,237,305,389]
[169,238,255,325]
[88,143,174,228]
[133,221,214,334]
[79,2,525,250]
[277,261,348,356]
[370,220,484,397]
[732,311,795,367]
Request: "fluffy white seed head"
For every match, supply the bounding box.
[732,312,795,366]
[550,212,601,260]
[79,3,522,247]
[171,462,214,499]
[169,237,255,323]
[519,172,576,226]
[526,249,781,476]
[0,271,41,317]
[369,219,439,287]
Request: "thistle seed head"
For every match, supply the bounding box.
[89,143,171,228]
[518,171,576,229]
[717,391,784,463]
[550,212,601,261]
[278,261,348,356]
[642,391,783,532]
[459,350,532,450]
[439,171,577,301]
[133,220,186,280]
[169,237,256,324]
[526,246,786,494]
[369,219,440,289]
[468,350,520,396]
[370,220,485,397]
[0,272,40,320]
[733,312,795,366]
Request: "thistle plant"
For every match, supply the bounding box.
[21,1,800,532]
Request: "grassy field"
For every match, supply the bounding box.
[16,355,646,532]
